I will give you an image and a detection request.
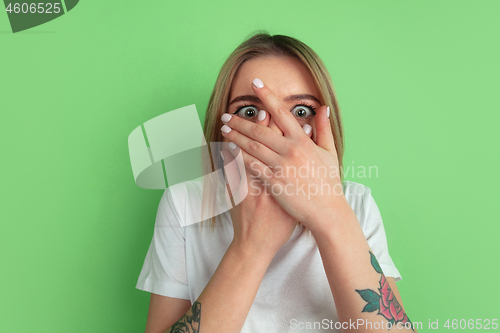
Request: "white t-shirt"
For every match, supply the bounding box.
[136,180,401,332]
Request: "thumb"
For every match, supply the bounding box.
[221,148,241,192]
[221,145,248,206]
[314,106,336,155]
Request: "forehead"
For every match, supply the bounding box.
[229,56,320,101]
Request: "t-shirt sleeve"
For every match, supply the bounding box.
[349,183,402,282]
[135,188,190,299]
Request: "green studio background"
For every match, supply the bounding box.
[1,0,499,332]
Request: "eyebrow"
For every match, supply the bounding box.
[228,94,321,106]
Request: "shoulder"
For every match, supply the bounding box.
[162,180,204,208]
[158,180,204,227]
[342,181,380,225]
[342,180,372,201]
[164,180,203,198]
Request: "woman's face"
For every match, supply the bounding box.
[227,55,322,134]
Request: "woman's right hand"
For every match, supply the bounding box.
[221,111,300,258]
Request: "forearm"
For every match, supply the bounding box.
[164,241,274,333]
[311,201,415,332]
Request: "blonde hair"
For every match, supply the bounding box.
[201,31,345,230]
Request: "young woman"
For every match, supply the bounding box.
[136,33,416,333]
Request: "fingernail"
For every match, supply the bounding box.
[221,113,232,123]
[303,124,312,135]
[221,125,232,133]
[228,142,237,150]
[258,110,266,121]
[326,106,330,118]
[220,151,225,161]
[252,78,264,89]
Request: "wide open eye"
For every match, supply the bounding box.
[235,105,259,119]
[291,105,315,119]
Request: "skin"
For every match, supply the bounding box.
[228,56,320,128]
[220,55,415,332]
[153,55,415,333]
[221,56,341,229]
[221,56,319,256]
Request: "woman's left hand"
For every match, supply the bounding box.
[220,78,353,235]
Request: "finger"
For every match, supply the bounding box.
[303,123,313,139]
[312,122,317,143]
[221,146,249,205]
[223,142,274,183]
[313,106,337,155]
[224,143,248,181]
[256,108,281,148]
[256,109,270,127]
[221,148,241,192]
[238,147,275,184]
[251,78,303,138]
[221,115,284,165]
[268,115,283,136]
[222,112,286,153]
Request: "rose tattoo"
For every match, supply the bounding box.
[356,252,413,330]
[168,301,201,333]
